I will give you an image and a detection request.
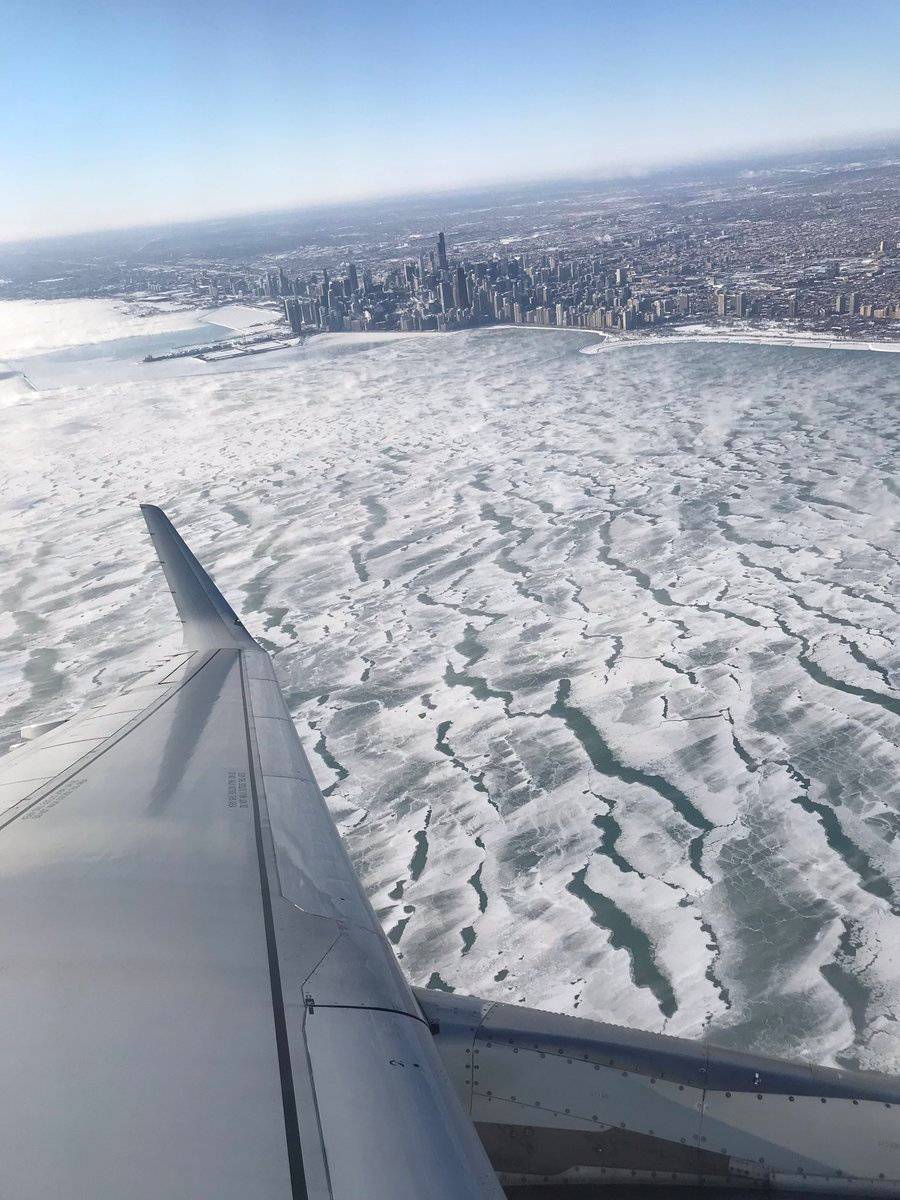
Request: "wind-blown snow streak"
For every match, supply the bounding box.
[0,326,898,1072]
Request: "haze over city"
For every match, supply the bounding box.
[2,0,899,241]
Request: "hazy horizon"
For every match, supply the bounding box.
[1,129,898,252]
[3,0,899,243]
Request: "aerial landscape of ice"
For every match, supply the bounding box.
[1,300,898,1075]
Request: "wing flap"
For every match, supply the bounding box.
[417,988,900,1193]
[304,1007,502,1200]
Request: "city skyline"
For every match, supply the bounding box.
[18,143,884,367]
[264,225,900,340]
[3,0,899,242]
[5,146,897,350]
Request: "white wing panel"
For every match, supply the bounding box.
[40,710,139,744]
[256,713,315,779]
[0,778,51,817]
[0,650,295,1200]
[0,738,105,786]
[304,1007,502,1200]
[265,772,375,928]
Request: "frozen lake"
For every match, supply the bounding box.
[1,319,898,1072]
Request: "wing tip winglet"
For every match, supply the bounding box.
[140,504,257,650]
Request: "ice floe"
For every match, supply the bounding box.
[0,319,898,1070]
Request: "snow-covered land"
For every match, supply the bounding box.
[0,320,898,1072]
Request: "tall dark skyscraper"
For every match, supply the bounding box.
[283,297,302,335]
[453,266,469,309]
[348,262,359,293]
[437,231,449,272]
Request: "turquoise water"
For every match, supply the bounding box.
[8,321,234,387]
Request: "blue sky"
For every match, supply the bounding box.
[2,0,898,241]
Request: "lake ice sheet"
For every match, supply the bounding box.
[0,325,897,1072]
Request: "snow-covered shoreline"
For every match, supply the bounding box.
[478,321,900,355]
[579,326,900,355]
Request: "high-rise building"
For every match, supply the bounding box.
[734,291,746,318]
[788,293,799,318]
[283,297,302,335]
[348,263,359,294]
[453,267,469,309]
[716,291,727,317]
[437,231,449,272]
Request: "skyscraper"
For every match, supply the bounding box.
[437,231,449,272]
[453,266,469,309]
[734,291,746,318]
[283,297,302,335]
[348,262,359,293]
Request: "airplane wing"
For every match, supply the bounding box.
[1,505,897,1199]
[417,989,900,1196]
[0,505,504,1200]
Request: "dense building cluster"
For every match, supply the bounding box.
[277,237,680,335]
[273,230,900,337]
[6,148,899,343]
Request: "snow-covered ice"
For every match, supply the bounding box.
[200,303,282,331]
[0,321,898,1071]
[0,298,204,359]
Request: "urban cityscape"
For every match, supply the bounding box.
[2,144,899,345]
[275,225,900,339]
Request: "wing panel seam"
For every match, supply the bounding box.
[238,651,310,1200]
[0,652,219,834]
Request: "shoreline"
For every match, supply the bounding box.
[3,318,898,400]
[578,329,900,355]
[483,322,900,355]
